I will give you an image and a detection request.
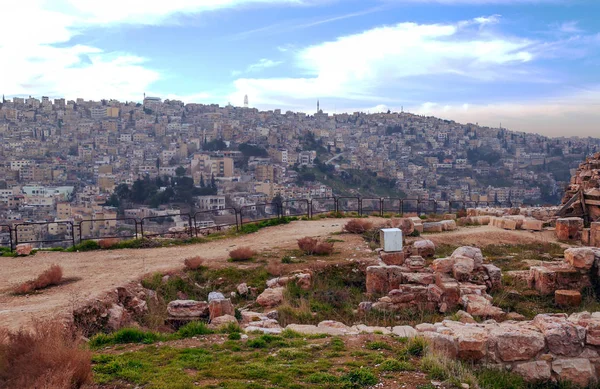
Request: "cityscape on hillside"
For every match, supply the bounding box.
[1,94,599,234]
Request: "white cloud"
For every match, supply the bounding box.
[246,59,283,72]
[413,87,600,136]
[1,0,301,100]
[230,17,534,104]
[559,21,583,34]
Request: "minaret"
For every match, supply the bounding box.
[317,100,320,113]
[244,95,249,108]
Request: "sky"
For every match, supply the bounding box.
[1,0,599,137]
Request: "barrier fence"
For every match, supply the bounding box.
[1,197,516,251]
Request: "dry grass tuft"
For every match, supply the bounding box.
[297,237,318,254]
[297,237,334,255]
[183,256,205,270]
[344,219,373,234]
[229,247,256,261]
[0,320,92,389]
[98,238,119,249]
[14,264,63,295]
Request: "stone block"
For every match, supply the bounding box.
[552,358,597,388]
[522,218,543,231]
[256,287,284,308]
[555,290,582,307]
[533,314,586,357]
[513,361,551,382]
[432,257,455,273]
[490,326,546,362]
[423,222,443,233]
[452,247,484,269]
[366,265,404,294]
[452,255,475,281]
[564,247,595,270]
[380,251,405,266]
[167,300,209,318]
[556,217,584,241]
[413,239,435,257]
[209,298,234,320]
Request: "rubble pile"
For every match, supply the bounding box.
[559,151,600,221]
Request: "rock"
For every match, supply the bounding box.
[533,314,586,357]
[513,361,551,382]
[266,310,279,320]
[415,323,436,332]
[552,358,596,387]
[237,283,249,295]
[454,326,489,360]
[397,218,415,236]
[392,326,418,338]
[414,240,436,258]
[209,298,234,320]
[256,287,284,308]
[358,301,373,313]
[16,243,33,256]
[423,222,443,233]
[452,247,484,269]
[107,304,129,331]
[244,326,282,334]
[380,252,405,266]
[402,272,435,285]
[209,314,238,329]
[405,256,426,270]
[556,218,584,241]
[490,326,546,362]
[440,220,457,231]
[564,248,595,271]
[506,312,526,321]
[423,332,458,358]
[522,219,543,231]
[285,322,356,336]
[432,257,455,273]
[247,319,281,329]
[481,264,502,289]
[461,294,504,319]
[167,300,209,318]
[366,265,404,294]
[240,311,267,324]
[208,291,225,302]
[555,290,582,307]
[454,310,476,324]
[356,324,392,335]
[452,255,475,282]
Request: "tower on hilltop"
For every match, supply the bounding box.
[244,95,249,108]
[317,100,320,113]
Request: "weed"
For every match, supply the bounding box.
[314,241,334,255]
[229,247,256,261]
[297,237,318,254]
[228,332,241,340]
[420,352,478,387]
[365,341,391,350]
[89,328,165,348]
[183,256,204,270]
[402,336,428,357]
[344,219,374,234]
[175,321,212,338]
[14,264,63,294]
[342,367,378,388]
[281,255,293,264]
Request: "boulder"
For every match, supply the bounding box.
[452,247,484,269]
[522,219,543,231]
[16,243,33,256]
[209,298,234,320]
[454,310,476,324]
[552,358,596,388]
[423,222,443,233]
[513,361,551,382]
[167,300,209,318]
[355,324,392,335]
[564,248,595,271]
[256,287,284,308]
[482,264,502,289]
[107,304,130,331]
[392,325,418,338]
[454,326,489,361]
[490,326,546,362]
[209,314,238,329]
[432,257,455,274]
[440,220,457,231]
[413,240,436,258]
[423,332,458,358]
[533,314,586,357]
[402,272,434,285]
[208,291,225,302]
[555,290,582,307]
[240,310,267,324]
[461,294,504,319]
[237,283,249,296]
[397,218,415,236]
[452,255,475,281]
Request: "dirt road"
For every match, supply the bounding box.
[0,220,562,331]
[0,219,350,331]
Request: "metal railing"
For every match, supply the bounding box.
[1,197,517,252]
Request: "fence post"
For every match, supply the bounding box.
[188,215,194,238]
[140,219,145,239]
[9,226,14,252]
[70,222,76,249]
[433,200,438,215]
[14,225,19,247]
[359,198,363,216]
[239,208,244,227]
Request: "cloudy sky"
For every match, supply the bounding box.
[1,0,599,137]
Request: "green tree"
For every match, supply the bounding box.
[176,166,186,177]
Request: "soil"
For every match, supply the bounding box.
[0,219,565,331]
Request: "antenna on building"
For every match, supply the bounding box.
[244,95,249,108]
[317,100,320,114]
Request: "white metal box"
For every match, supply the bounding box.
[380,228,403,252]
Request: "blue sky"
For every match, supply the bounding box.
[1,0,599,136]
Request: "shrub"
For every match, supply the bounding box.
[314,242,334,255]
[402,336,428,357]
[228,332,241,340]
[14,264,63,294]
[298,237,334,255]
[365,341,391,350]
[176,321,212,338]
[281,255,293,264]
[229,247,255,261]
[98,238,119,249]
[297,237,318,254]
[183,256,204,270]
[0,321,91,389]
[344,219,373,234]
[342,367,378,388]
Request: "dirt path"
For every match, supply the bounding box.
[0,220,565,331]
[0,219,350,331]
